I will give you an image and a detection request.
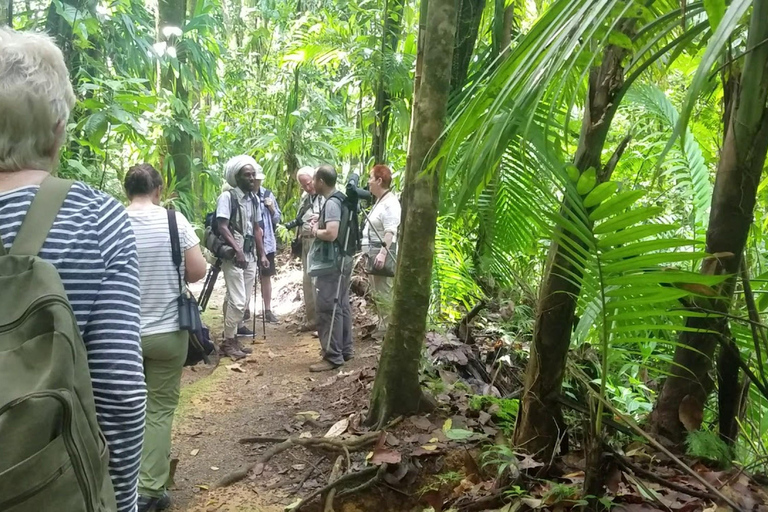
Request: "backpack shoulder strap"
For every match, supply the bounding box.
[10,176,73,256]
[167,208,184,294]
[227,189,241,233]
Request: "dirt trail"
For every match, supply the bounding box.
[169,260,381,512]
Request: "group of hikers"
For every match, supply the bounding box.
[0,27,401,512]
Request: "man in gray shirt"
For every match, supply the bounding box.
[309,165,353,371]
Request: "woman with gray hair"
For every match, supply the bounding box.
[0,28,145,512]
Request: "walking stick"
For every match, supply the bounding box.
[252,271,257,345]
[258,267,266,339]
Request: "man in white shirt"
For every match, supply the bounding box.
[217,155,269,360]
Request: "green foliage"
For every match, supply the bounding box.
[686,430,733,467]
[469,395,519,435]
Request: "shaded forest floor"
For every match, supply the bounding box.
[168,256,768,512]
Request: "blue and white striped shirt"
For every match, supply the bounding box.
[0,182,145,512]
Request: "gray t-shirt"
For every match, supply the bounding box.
[319,196,342,229]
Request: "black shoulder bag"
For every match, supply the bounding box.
[168,209,214,366]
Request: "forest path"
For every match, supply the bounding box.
[169,257,381,512]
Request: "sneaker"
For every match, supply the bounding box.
[237,326,254,337]
[264,310,279,323]
[343,354,354,362]
[309,359,342,372]
[137,496,160,512]
[298,323,317,332]
[220,339,246,360]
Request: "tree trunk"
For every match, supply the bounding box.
[370,0,405,164]
[513,41,629,463]
[366,0,458,427]
[158,0,192,193]
[451,0,484,94]
[650,4,768,444]
[3,0,12,27]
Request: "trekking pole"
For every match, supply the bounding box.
[252,270,257,345]
[259,267,266,339]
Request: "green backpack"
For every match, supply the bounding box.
[0,177,117,512]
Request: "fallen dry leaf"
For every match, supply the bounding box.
[299,432,312,439]
[226,363,245,373]
[190,448,200,456]
[371,448,402,465]
[295,411,320,422]
[324,418,349,438]
[210,466,219,471]
[517,453,545,470]
[409,415,433,431]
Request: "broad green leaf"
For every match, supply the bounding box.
[608,31,633,50]
[593,206,663,235]
[601,240,699,261]
[703,0,725,31]
[584,182,618,208]
[445,428,476,440]
[598,224,677,249]
[589,190,646,222]
[576,167,597,196]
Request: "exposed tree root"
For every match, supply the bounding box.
[215,417,402,488]
[324,456,345,512]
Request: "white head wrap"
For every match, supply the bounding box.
[224,155,261,188]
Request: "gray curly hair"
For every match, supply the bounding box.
[0,28,75,172]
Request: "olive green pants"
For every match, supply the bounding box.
[138,330,188,498]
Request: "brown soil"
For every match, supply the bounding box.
[169,259,388,512]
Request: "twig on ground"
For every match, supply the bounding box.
[324,456,345,512]
[610,450,718,501]
[297,456,326,491]
[217,417,402,488]
[336,463,388,498]
[290,466,378,511]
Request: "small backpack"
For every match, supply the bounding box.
[203,190,239,260]
[0,177,117,511]
[328,191,359,256]
[307,191,359,277]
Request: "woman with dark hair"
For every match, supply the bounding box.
[125,164,207,512]
[363,164,401,332]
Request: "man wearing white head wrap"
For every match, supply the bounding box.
[216,155,270,359]
[283,166,325,331]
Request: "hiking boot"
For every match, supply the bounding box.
[264,310,279,323]
[137,496,160,512]
[298,323,317,332]
[343,354,354,362]
[157,492,171,511]
[237,326,254,337]
[235,338,253,355]
[309,359,341,372]
[220,339,246,360]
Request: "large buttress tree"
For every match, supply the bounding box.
[367,0,459,426]
[650,0,768,443]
